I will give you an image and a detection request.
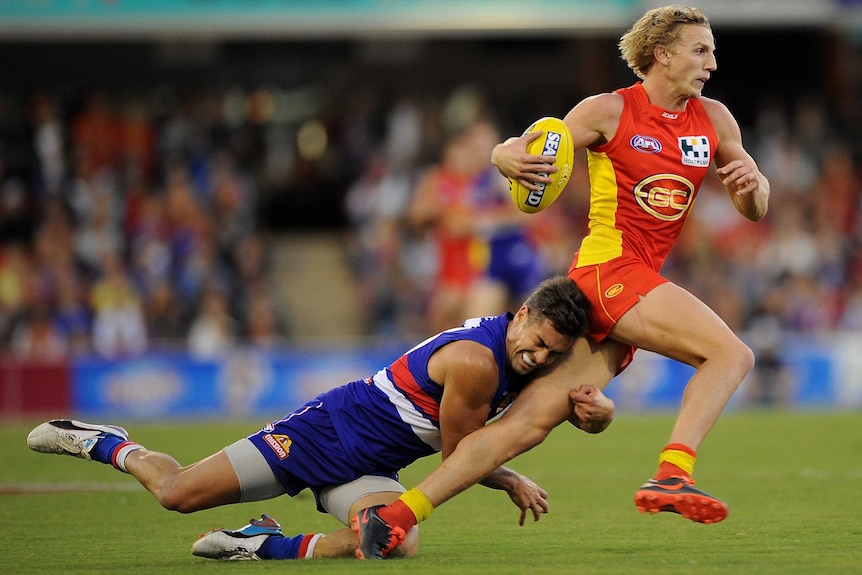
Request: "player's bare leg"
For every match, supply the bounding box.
[27,420,243,512]
[124,449,241,512]
[613,282,752,523]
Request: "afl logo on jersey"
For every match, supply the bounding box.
[630,134,662,154]
[633,173,695,221]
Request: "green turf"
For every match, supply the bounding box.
[2,411,860,574]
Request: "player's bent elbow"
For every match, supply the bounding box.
[400,526,420,558]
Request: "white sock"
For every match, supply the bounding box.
[303,533,324,559]
[113,442,144,473]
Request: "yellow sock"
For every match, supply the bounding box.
[399,488,434,523]
[658,443,696,477]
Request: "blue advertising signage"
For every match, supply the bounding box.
[67,332,862,419]
[71,346,400,419]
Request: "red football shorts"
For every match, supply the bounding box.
[567,254,668,373]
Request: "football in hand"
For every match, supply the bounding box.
[508,117,574,214]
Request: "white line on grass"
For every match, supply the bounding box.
[0,482,144,494]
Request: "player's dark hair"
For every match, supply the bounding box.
[523,275,590,339]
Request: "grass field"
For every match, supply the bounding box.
[1,411,860,575]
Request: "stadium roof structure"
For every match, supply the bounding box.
[0,0,845,41]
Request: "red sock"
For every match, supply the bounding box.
[377,500,418,532]
[655,461,688,481]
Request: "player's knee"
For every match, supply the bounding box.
[738,341,756,374]
[711,337,755,391]
[728,338,755,378]
[706,334,754,370]
[156,490,187,513]
[156,486,202,514]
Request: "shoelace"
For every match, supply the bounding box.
[57,432,90,459]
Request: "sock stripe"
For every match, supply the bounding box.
[659,448,696,477]
[300,533,324,559]
[111,442,143,473]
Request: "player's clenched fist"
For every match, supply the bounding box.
[569,384,614,434]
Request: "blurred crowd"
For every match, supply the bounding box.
[343,89,862,347]
[0,89,280,359]
[0,77,861,365]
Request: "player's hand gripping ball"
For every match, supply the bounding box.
[508,117,574,214]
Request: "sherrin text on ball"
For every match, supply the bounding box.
[508,117,574,214]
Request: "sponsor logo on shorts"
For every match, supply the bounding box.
[605,284,624,298]
[630,134,661,154]
[263,433,292,460]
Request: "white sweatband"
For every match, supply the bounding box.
[304,533,324,558]
[114,443,144,473]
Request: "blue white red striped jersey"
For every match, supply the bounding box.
[249,312,526,496]
[369,311,522,451]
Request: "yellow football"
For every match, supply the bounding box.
[508,116,574,214]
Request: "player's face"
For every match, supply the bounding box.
[665,24,717,99]
[506,308,575,375]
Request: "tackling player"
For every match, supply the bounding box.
[27,275,614,561]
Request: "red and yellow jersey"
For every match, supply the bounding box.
[575,82,718,271]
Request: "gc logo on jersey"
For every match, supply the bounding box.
[633,173,695,221]
[678,135,710,167]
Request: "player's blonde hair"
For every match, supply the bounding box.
[619,5,711,79]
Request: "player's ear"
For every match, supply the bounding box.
[515,305,530,324]
[654,44,672,65]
